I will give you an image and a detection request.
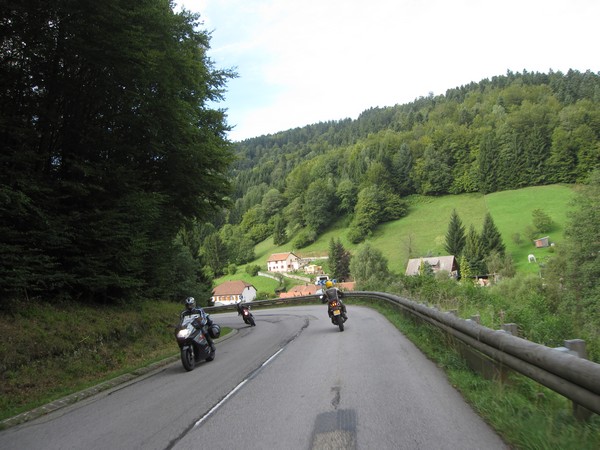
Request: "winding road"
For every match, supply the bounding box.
[0,305,508,449]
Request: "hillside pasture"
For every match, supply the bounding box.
[233,184,575,281]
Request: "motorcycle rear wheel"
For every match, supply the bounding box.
[181,347,195,371]
[338,318,344,332]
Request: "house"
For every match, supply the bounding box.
[534,236,550,248]
[336,281,356,291]
[211,280,257,306]
[279,284,319,298]
[304,264,323,275]
[267,252,300,273]
[279,281,355,298]
[405,256,458,277]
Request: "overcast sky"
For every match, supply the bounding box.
[177,0,600,141]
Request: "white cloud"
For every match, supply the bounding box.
[180,0,600,140]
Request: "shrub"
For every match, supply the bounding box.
[293,228,317,248]
[245,264,261,277]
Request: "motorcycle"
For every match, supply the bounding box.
[175,313,220,371]
[321,293,347,332]
[240,304,256,327]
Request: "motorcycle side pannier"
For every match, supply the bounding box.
[209,324,221,339]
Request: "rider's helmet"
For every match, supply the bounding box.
[185,297,196,311]
[325,280,333,289]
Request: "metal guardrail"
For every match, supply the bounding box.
[205,291,600,415]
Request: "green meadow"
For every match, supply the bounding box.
[228,184,575,281]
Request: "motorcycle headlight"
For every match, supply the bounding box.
[177,328,190,339]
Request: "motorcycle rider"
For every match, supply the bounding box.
[321,280,348,321]
[180,296,215,351]
[236,300,249,316]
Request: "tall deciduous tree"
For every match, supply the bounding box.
[303,179,336,232]
[349,243,389,286]
[348,186,381,243]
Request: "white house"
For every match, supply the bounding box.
[266,252,300,273]
[211,280,257,306]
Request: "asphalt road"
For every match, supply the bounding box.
[0,305,508,449]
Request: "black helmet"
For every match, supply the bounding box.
[185,297,196,311]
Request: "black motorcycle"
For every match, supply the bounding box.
[175,313,220,371]
[321,293,347,332]
[240,304,256,327]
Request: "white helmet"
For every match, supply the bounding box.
[185,297,196,310]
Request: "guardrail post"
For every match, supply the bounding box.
[501,323,519,336]
[565,339,587,359]
[564,339,592,421]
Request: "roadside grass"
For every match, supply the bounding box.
[348,298,600,450]
[0,300,231,422]
[243,184,574,276]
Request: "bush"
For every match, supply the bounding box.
[245,264,261,277]
[293,228,317,248]
[532,209,553,234]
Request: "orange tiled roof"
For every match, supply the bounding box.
[212,280,254,296]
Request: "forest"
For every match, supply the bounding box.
[209,69,600,275]
[0,1,234,303]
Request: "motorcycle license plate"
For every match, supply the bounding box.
[333,310,341,316]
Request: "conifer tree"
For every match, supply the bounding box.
[329,238,351,281]
[444,209,466,256]
[480,212,505,256]
[463,225,486,275]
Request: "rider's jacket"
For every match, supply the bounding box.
[180,307,213,326]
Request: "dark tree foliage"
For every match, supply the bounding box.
[478,133,500,194]
[444,209,466,257]
[0,1,234,302]
[480,212,506,256]
[272,215,288,246]
[545,170,600,360]
[391,143,414,195]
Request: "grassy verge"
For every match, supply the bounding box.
[0,300,231,422]
[346,298,600,450]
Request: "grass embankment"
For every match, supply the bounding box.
[0,300,231,422]
[349,298,600,450]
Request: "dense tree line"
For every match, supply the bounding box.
[221,70,600,260]
[1,1,234,303]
